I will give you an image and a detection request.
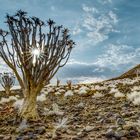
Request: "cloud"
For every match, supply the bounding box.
[72,23,82,35]
[82,8,119,44]
[72,28,81,35]
[82,4,98,13]
[77,76,105,84]
[56,58,119,83]
[0,58,12,73]
[99,0,112,4]
[67,59,92,65]
[72,3,119,49]
[94,44,140,68]
[57,42,140,83]
[68,76,105,84]
[108,11,118,24]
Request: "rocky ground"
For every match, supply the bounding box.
[0,77,140,140]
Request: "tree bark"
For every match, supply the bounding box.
[19,88,39,120]
[5,87,11,97]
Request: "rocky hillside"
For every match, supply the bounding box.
[0,77,140,140]
[110,64,140,81]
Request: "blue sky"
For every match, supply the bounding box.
[0,0,140,83]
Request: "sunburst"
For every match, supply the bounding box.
[30,47,43,66]
[22,46,49,67]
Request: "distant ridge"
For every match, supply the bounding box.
[107,64,140,81]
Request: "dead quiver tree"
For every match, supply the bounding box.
[0,72,15,95]
[56,78,60,87]
[67,80,72,90]
[0,10,75,120]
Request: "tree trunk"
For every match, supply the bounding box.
[19,88,39,120]
[5,87,11,97]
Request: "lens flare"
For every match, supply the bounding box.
[31,48,41,66]
[32,48,40,57]
[23,46,48,66]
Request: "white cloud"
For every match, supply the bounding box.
[87,31,108,43]
[66,76,106,84]
[72,26,82,35]
[71,4,119,51]
[108,11,118,24]
[100,0,112,4]
[67,42,140,72]
[72,3,119,45]
[94,44,140,67]
[0,58,12,73]
[92,67,105,72]
[78,76,105,84]
[82,4,98,13]
[82,9,119,44]
[67,59,92,65]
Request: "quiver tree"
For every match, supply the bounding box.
[56,78,60,87]
[0,72,15,95]
[67,80,72,90]
[0,10,75,120]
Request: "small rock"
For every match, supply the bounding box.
[92,93,103,98]
[23,136,29,139]
[0,135,4,139]
[129,129,137,137]
[35,126,46,134]
[121,137,128,140]
[45,133,52,138]
[105,129,115,138]
[77,102,84,108]
[109,125,117,130]
[114,130,127,138]
[16,136,23,140]
[52,135,63,140]
[3,136,11,140]
[123,124,131,130]
[72,137,81,140]
[56,127,67,133]
[77,131,82,136]
[77,131,87,138]
[27,132,37,139]
[55,130,62,136]
[123,102,130,107]
[117,118,126,125]
[64,90,73,97]
[66,129,76,135]
[84,126,94,132]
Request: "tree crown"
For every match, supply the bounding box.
[0,10,75,89]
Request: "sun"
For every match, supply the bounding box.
[23,46,48,66]
[31,48,41,57]
[31,48,41,66]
